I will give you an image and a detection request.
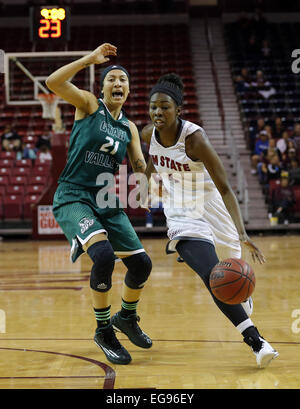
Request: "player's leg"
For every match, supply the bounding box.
[176,239,278,367]
[83,234,132,364]
[82,234,114,321]
[52,197,131,365]
[102,210,153,348]
[111,252,152,349]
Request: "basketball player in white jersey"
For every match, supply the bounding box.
[141,73,278,368]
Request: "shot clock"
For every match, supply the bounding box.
[30,6,70,43]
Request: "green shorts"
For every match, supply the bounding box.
[53,182,144,262]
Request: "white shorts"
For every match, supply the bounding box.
[166,193,241,260]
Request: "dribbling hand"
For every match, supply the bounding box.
[239,233,266,264]
[89,43,117,65]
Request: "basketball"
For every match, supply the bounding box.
[209,258,255,304]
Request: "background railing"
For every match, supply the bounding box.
[226,125,249,223]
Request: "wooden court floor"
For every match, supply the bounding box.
[0,234,300,389]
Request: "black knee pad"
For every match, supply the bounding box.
[87,240,115,292]
[123,252,152,289]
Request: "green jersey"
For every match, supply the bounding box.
[59,99,131,189]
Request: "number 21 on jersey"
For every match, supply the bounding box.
[99,136,119,155]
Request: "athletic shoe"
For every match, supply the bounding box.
[241,296,253,317]
[111,311,153,349]
[94,324,132,365]
[244,335,279,368]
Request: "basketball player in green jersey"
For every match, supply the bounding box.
[46,43,152,365]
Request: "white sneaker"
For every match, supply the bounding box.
[246,336,279,368]
[241,296,253,316]
[145,223,153,228]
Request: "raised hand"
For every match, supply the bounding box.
[89,43,117,65]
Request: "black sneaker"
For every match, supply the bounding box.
[94,324,132,365]
[111,311,152,349]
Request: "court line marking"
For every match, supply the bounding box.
[0,347,115,389]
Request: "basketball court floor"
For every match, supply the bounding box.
[0,234,299,389]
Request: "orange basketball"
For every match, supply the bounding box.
[209,258,255,304]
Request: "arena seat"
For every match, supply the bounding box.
[15,159,32,168]
[32,165,50,177]
[0,175,9,187]
[0,167,11,178]
[6,185,25,196]
[11,167,31,177]
[23,194,40,219]
[0,159,14,168]
[28,175,47,186]
[25,184,45,195]
[9,175,28,186]
[0,151,16,160]
[3,194,23,220]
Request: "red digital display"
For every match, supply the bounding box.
[38,19,62,38]
[30,6,70,43]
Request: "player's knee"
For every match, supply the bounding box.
[123,252,152,289]
[87,240,115,292]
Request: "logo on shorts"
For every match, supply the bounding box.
[79,217,95,234]
[168,229,183,240]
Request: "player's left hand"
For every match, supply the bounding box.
[239,233,266,264]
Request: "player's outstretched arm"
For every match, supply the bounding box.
[46,43,117,112]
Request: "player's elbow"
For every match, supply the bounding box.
[45,75,62,93]
[45,76,56,92]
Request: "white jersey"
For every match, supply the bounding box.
[149,119,241,259]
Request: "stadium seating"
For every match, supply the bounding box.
[0,23,199,224]
[0,24,199,137]
[0,153,49,220]
[224,21,300,129]
[224,20,300,221]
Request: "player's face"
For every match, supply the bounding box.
[102,70,130,106]
[149,93,179,131]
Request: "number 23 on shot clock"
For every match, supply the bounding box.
[30,6,70,43]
